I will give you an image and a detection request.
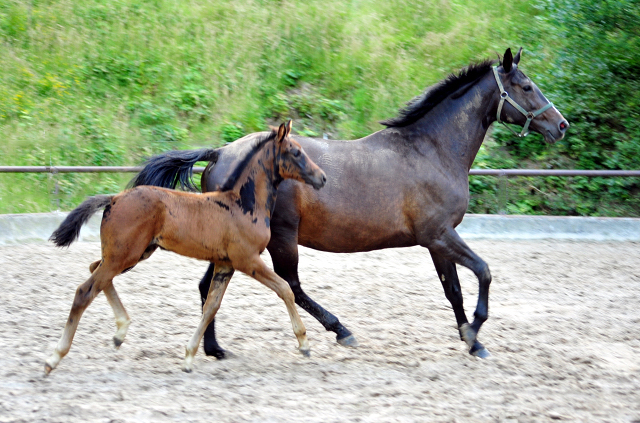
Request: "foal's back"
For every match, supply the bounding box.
[103,186,267,264]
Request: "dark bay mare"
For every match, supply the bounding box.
[45,122,327,374]
[130,48,568,359]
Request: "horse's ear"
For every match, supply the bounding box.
[502,48,513,73]
[513,47,523,66]
[276,122,286,143]
[285,119,293,137]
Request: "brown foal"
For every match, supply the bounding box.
[45,121,326,374]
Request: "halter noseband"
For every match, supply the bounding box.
[492,66,553,137]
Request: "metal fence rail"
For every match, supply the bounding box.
[1,166,640,177]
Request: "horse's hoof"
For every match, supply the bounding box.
[299,348,311,357]
[113,336,124,348]
[182,365,193,373]
[470,342,491,359]
[337,334,359,348]
[204,344,226,359]
[44,363,53,375]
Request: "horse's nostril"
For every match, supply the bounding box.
[559,120,569,131]
[321,175,327,183]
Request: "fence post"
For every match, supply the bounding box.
[498,171,508,215]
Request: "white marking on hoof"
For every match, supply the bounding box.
[113,318,130,348]
[337,335,359,348]
[44,352,61,375]
[459,323,477,349]
[182,356,194,373]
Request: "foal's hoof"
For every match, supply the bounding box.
[299,348,311,357]
[337,334,359,348]
[470,342,491,359]
[113,336,124,348]
[44,363,53,375]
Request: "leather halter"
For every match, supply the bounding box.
[492,66,554,137]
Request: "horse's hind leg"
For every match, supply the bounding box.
[183,264,234,372]
[198,263,229,358]
[45,267,116,374]
[268,225,356,347]
[103,283,131,347]
[243,258,310,356]
[425,227,491,358]
[430,251,489,358]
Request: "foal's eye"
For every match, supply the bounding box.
[523,85,532,92]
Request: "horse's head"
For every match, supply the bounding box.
[494,48,569,143]
[275,121,327,190]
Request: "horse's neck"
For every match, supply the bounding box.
[410,74,498,171]
[233,143,279,218]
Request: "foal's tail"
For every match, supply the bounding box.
[127,148,219,191]
[50,195,113,247]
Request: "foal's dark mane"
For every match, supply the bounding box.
[381,59,498,128]
[219,130,278,192]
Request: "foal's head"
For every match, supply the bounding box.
[494,47,569,143]
[274,121,327,190]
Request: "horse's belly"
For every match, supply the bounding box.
[298,215,415,253]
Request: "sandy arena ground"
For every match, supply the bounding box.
[0,239,639,422]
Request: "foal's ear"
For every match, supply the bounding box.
[276,122,287,143]
[285,119,293,137]
[502,48,513,73]
[513,47,523,66]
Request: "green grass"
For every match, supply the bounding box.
[0,0,561,213]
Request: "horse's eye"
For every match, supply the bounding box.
[523,85,532,92]
[292,149,301,158]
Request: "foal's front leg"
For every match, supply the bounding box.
[243,257,310,356]
[183,264,234,373]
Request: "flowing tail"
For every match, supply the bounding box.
[50,195,113,247]
[127,148,219,191]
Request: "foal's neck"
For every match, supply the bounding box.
[232,141,280,219]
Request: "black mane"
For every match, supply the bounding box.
[380,59,497,128]
[219,130,278,191]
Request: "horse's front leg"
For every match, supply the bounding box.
[429,251,489,358]
[424,227,491,358]
[183,264,234,372]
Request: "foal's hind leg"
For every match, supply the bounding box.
[425,227,491,358]
[45,267,116,374]
[183,264,234,373]
[103,283,131,347]
[430,251,489,358]
[242,257,310,356]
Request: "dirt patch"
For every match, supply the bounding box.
[0,240,639,422]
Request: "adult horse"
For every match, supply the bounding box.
[130,48,569,358]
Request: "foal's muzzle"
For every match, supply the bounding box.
[308,171,327,190]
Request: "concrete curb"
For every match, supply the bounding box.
[0,212,102,246]
[0,212,639,246]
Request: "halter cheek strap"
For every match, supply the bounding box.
[492,66,554,137]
